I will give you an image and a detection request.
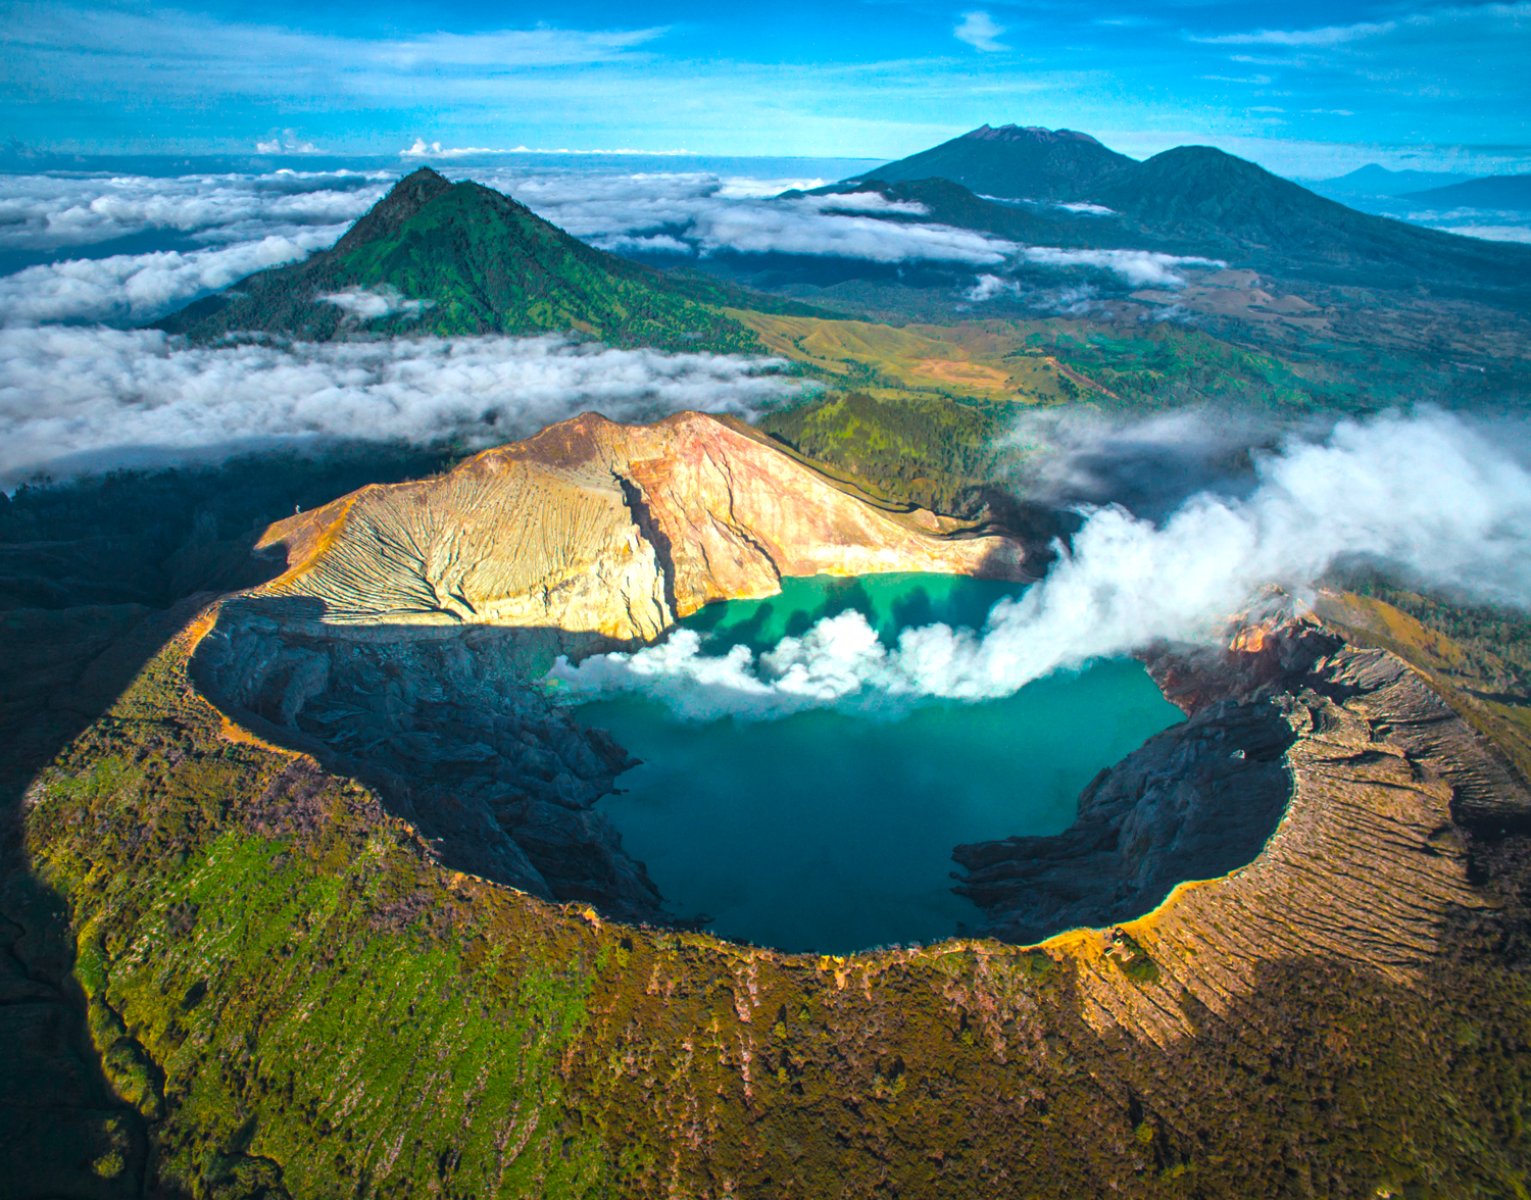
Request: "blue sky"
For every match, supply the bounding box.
[3,0,1529,175]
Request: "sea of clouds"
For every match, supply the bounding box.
[550,408,1531,720]
[0,326,802,486]
[0,162,1225,328]
[0,159,1233,485]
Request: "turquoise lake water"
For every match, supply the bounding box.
[573,574,1183,954]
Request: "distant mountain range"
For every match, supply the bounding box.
[1307,164,1475,199]
[1401,175,1531,211]
[856,125,1135,202]
[160,168,758,352]
[163,132,1531,351]
[839,125,1531,299]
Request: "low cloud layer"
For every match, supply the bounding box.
[551,410,1531,719]
[1019,247,1225,287]
[320,286,434,320]
[0,169,386,251]
[0,165,1235,328]
[0,327,801,486]
[0,231,342,324]
[468,166,1016,265]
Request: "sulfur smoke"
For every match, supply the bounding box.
[550,409,1531,720]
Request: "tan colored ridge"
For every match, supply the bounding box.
[251,410,1028,640]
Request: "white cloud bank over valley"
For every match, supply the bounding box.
[0,327,801,486]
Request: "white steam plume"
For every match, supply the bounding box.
[550,410,1531,720]
[0,327,802,486]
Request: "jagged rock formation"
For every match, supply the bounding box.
[957,617,1531,984]
[255,410,1027,642]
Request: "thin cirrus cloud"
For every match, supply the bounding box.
[1,6,666,102]
[1191,20,1399,47]
[0,0,1528,171]
[1191,3,1531,53]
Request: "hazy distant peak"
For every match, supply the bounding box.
[963,125,1103,146]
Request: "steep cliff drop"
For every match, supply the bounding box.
[957,615,1531,959]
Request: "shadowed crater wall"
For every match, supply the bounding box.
[192,598,665,921]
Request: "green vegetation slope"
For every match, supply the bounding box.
[159,168,759,353]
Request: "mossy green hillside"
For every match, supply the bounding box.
[160,169,760,354]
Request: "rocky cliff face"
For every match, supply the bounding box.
[255,411,1026,642]
[193,611,664,920]
[956,615,1531,977]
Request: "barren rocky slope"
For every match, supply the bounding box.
[254,410,1025,641]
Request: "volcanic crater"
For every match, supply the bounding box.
[185,409,1521,956]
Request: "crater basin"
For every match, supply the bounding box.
[572,574,1185,954]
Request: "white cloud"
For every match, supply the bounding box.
[954,11,1009,53]
[1055,200,1116,216]
[812,192,930,217]
[3,7,668,106]
[588,233,695,256]
[0,327,802,486]
[1192,20,1399,47]
[1445,224,1531,243]
[551,410,1531,720]
[402,138,695,158]
[459,164,1016,264]
[256,130,321,154]
[0,228,344,322]
[320,286,434,320]
[978,195,1117,216]
[1020,247,1225,287]
[965,274,1018,302]
[0,169,386,251]
[0,166,1237,331]
[684,201,1016,264]
[0,231,341,325]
